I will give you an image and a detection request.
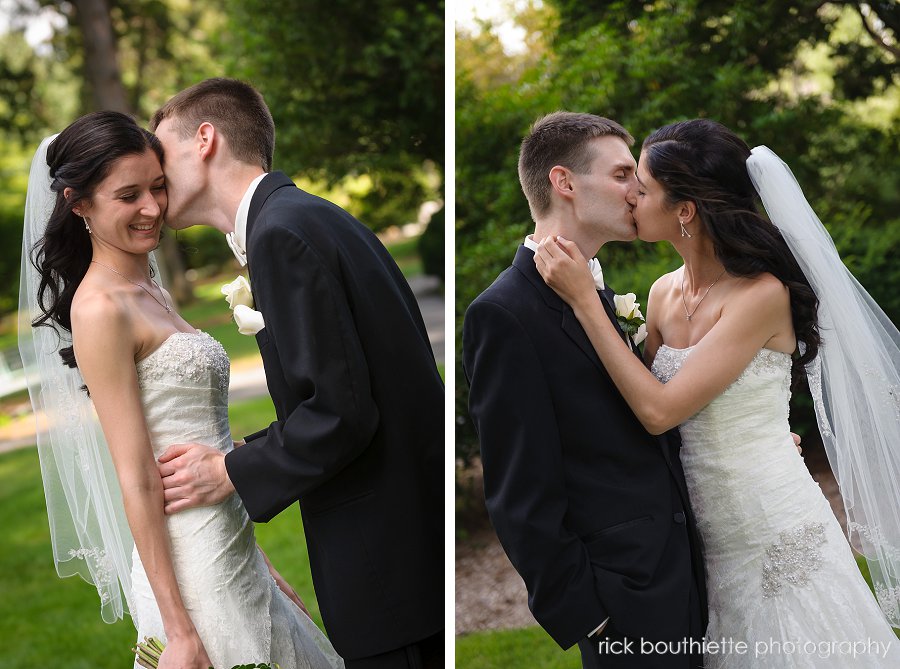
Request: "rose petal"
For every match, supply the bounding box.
[633,323,648,346]
[233,304,265,335]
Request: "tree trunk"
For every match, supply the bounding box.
[157,236,193,307]
[72,0,129,112]
[72,0,194,305]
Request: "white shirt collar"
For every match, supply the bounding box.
[523,234,604,290]
[226,173,268,267]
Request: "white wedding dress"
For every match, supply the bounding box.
[651,344,899,668]
[130,331,343,669]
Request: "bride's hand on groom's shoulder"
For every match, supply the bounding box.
[534,236,595,309]
[157,442,236,514]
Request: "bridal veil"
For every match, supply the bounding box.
[748,146,900,628]
[17,134,154,623]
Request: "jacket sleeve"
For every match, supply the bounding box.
[226,222,379,521]
[463,297,607,649]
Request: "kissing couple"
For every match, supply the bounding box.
[20,79,443,668]
[464,112,900,668]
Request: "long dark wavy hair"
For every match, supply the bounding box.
[31,110,164,369]
[642,119,820,377]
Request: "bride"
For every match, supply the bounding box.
[19,111,343,669]
[534,119,899,667]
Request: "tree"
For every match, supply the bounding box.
[73,0,128,111]
[223,0,444,230]
[455,1,900,463]
[2,0,231,306]
[69,0,193,301]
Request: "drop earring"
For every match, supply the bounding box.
[679,219,692,238]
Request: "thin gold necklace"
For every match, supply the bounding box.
[90,260,172,314]
[681,268,727,321]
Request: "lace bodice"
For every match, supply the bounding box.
[651,345,793,455]
[136,331,231,458]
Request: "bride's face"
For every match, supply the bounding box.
[75,149,167,254]
[633,151,677,243]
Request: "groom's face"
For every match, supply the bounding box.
[568,136,639,244]
[154,117,203,230]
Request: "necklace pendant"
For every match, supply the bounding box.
[686,314,692,321]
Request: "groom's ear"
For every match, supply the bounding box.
[196,122,218,161]
[549,166,575,201]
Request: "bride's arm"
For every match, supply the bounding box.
[641,276,667,367]
[535,237,789,435]
[72,296,211,669]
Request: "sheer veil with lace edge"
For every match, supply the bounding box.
[17,134,163,624]
[747,145,900,628]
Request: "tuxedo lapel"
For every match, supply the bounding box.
[247,172,295,233]
[513,246,611,381]
[244,172,297,285]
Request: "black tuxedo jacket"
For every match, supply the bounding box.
[224,173,443,660]
[463,245,707,651]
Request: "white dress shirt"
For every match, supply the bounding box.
[226,172,268,267]
[523,235,605,290]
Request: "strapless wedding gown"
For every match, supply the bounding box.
[131,331,343,669]
[651,345,899,668]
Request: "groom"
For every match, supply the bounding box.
[463,112,706,668]
[150,79,443,668]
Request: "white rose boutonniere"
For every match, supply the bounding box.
[221,275,254,309]
[613,292,648,347]
[221,275,265,335]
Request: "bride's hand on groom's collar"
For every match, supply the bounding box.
[534,236,595,310]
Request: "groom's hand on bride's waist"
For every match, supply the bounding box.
[157,442,236,514]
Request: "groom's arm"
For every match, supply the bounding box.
[464,298,607,650]
[226,221,379,522]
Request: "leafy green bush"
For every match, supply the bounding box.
[455,2,900,468]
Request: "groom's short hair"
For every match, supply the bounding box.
[151,78,275,172]
[519,112,633,217]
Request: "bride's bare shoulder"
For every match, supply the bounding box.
[733,272,790,306]
[648,267,683,301]
[71,279,133,338]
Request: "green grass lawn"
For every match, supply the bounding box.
[456,627,581,668]
[0,396,326,668]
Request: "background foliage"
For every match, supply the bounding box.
[456,0,900,465]
[0,0,444,315]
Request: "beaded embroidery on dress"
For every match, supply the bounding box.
[651,345,899,668]
[131,331,343,669]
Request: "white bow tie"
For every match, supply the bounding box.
[226,232,248,267]
[588,258,605,291]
